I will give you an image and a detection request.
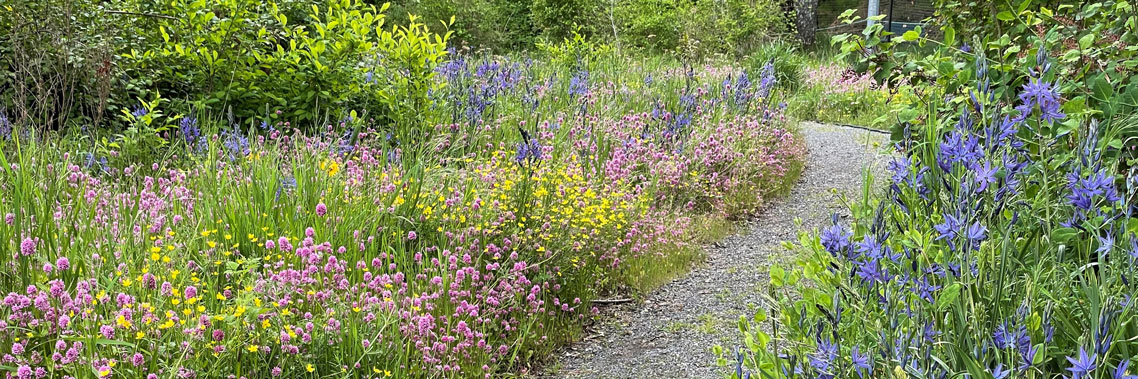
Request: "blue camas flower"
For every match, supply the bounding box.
[568,69,589,98]
[220,126,250,161]
[808,337,838,377]
[887,156,911,186]
[820,215,852,256]
[935,213,962,242]
[180,116,201,148]
[990,363,1010,379]
[1066,346,1098,379]
[851,347,870,378]
[1116,359,1137,379]
[131,105,148,118]
[1016,78,1065,123]
[973,160,998,193]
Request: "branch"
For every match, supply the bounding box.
[104,10,178,21]
[592,298,633,305]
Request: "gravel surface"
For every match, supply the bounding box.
[539,122,891,378]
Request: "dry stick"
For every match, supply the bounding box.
[104,10,178,20]
[592,298,633,305]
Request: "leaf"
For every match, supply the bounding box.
[1079,33,1095,50]
[1018,0,1032,13]
[997,11,1016,21]
[1052,227,1080,243]
[755,330,771,349]
[943,26,955,47]
[936,283,962,310]
[1061,95,1087,115]
[902,30,920,41]
[753,308,767,323]
[96,338,136,348]
[1092,75,1113,101]
[770,266,785,287]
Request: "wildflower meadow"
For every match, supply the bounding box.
[5,0,1138,378]
[0,1,807,376]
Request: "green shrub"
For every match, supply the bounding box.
[386,0,532,51]
[0,0,119,131]
[615,0,684,54]
[531,0,601,42]
[365,14,451,153]
[121,0,387,124]
[674,0,791,61]
[536,28,613,72]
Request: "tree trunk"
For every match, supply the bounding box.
[795,0,818,46]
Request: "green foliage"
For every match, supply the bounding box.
[615,0,684,54]
[387,0,533,50]
[366,14,451,152]
[122,0,388,124]
[617,0,791,60]
[845,0,1138,166]
[746,42,807,90]
[0,0,119,130]
[830,9,921,85]
[531,0,601,42]
[683,0,788,58]
[536,28,613,71]
[105,93,179,163]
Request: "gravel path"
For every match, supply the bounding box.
[540,122,890,378]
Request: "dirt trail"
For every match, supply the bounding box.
[542,122,890,378]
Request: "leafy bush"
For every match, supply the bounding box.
[531,0,602,42]
[536,28,613,72]
[676,0,792,61]
[387,0,534,51]
[121,0,388,124]
[0,0,118,131]
[614,0,684,54]
[364,14,451,152]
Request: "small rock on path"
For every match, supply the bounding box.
[540,122,890,378]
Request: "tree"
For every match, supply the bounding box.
[795,0,817,46]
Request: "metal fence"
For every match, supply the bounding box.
[815,0,935,36]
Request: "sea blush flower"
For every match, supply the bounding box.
[184,286,198,299]
[20,237,35,256]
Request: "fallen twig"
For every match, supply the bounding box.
[592,298,633,305]
[105,10,178,20]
